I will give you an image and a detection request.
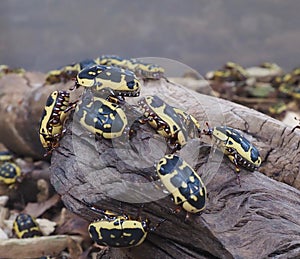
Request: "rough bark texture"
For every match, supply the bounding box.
[0,73,300,258]
[49,79,300,259]
[0,73,299,189]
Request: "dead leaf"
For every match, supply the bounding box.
[23,194,61,217]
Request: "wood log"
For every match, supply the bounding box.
[50,79,300,258]
[0,73,299,188]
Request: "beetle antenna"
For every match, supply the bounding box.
[203,122,213,136]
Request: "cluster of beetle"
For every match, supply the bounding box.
[39,55,262,248]
[45,54,165,85]
[206,61,300,118]
[0,151,43,239]
[0,64,25,79]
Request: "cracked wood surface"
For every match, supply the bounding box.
[0,73,299,258]
[49,79,300,258]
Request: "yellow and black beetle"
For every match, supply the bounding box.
[156,154,207,214]
[13,213,42,239]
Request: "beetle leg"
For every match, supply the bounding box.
[69,81,78,91]
[43,142,63,157]
[64,100,79,113]
[107,95,125,105]
[203,122,213,137]
[226,149,241,186]
[150,218,167,231]
[170,206,182,214]
[127,120,141,141]
[138,115,150,124]
[169,143,181,154]
[79,198,114,220]
[233,155,241,173]
[231,153,241,186]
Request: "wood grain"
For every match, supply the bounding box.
[50,79,300,258]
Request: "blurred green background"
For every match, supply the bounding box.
[1,0,299,75]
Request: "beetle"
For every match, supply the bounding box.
[98,55,165,80]
[97,55,134,70]
[0,162,22,187]
[0,150,14,163]
[74,64,141,98]
[268,101,287,117]
[45,69,64,84]
[39,90,76,154]
[156,154,207,213]
[204,125,261,184]
[205,69,232,82]
[62,58,97,80]
[223,61,249,81]
[278,82,294,97]
[74,94,129,139]
[13,213,42,239]
[0,65,10,76]
[283,68,300,86]
[0,64,25,77]
[206,62,248,83]
[82,201,163,248]
[130,59,165,80]
[138,95,201,151]
[45,59,97,84]
[89,215,149,247]
[278,68,300,98]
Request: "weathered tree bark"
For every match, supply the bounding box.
[0,73,300,258]
[49,79,300,259]
[0,73,299,188]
